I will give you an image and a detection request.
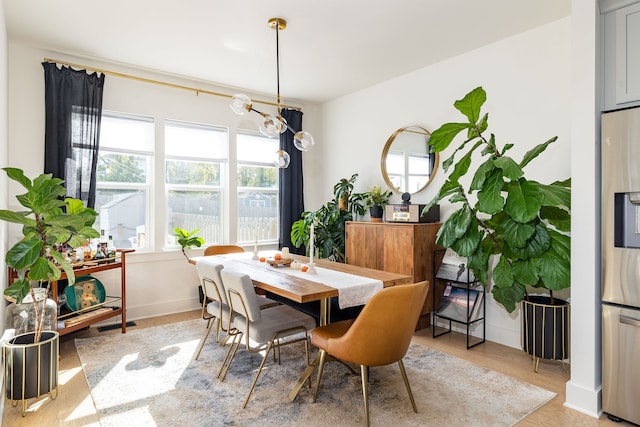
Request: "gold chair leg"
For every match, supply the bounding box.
[194,317,217,360]
[398,359,417,413]
[242,340,276,409]
[360,365,370,427]
[218,332,241,381]
[312,349,328,402]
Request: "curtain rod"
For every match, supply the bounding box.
[42,57,302,111]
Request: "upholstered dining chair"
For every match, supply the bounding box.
[219,269,317,409]
[194,258,230,360]
[310,281,429,426]
[204,244,245,256]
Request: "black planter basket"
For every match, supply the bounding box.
[4,331,59,416]
[521,296,570,372]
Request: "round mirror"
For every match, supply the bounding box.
[380,126,439,194]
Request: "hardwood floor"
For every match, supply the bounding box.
[2,310,630,426]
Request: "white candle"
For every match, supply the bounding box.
[254,221,259,252]
[309,223,315,263]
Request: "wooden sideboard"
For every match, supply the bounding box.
[345,221,442,329]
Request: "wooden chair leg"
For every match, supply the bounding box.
[398,359,417,413]
[360,364,370,426]
[312,349,328,402]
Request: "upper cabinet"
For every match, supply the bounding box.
[603,0,640,111]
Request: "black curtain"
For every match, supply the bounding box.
[278,109,305,254]
[43,62,105,208]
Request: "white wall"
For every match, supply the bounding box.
[318,18,572,349]
[565,0,601,418]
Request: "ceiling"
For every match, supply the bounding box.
[3,0,571,104]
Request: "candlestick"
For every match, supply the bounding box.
[252,220,259,260]
[309,223,314,262]
[307,222,316,274]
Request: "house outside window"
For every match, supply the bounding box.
[96,112,154,249]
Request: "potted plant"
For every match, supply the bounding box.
[423,87,571,369]
[291,173,366,262]
[363,185,392,221]
[0,167,99,414]
[173,227,204,261]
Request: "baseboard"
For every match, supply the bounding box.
[564,380,602,419]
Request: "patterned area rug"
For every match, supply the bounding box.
[75,319,555,426]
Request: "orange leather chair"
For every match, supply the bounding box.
[204,245,245,256]
[311,281,429,426]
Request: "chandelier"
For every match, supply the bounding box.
[230,18,315,168]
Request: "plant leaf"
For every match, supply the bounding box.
[453,86,486,124]
[491,281,526,313]
[505,179,543,223]
[429,123,472,152]
[477,169,506,214]
[6,238,42,270]
[540,206,571,232]
[519,136,558,169]
[436,205,474,247]
[493,156,523,180]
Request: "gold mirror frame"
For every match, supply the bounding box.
[380,126,439,195]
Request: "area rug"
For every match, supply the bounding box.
[75,319,555,427]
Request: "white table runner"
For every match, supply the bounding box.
[200,252,383,309]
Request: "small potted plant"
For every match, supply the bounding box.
[363,185,392,221]
[173,227,204,261]
[0,167,99,414]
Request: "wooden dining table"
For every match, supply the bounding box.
[190,251,413,400]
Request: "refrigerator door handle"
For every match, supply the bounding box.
[620,314,640,327]
[629,192,640,204]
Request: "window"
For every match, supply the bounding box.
[96,112,154,249]
[236,131,279,244]
[165,120,227,246]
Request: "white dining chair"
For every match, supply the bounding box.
[218,269,316,408]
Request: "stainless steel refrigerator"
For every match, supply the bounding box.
[601,107,640,425]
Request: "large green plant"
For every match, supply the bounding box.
[0,168,100,342]
[291,173,366,262]
[423,87,571,313]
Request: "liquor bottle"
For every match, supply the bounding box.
[107,235,117,262]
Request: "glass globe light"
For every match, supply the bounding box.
[274,149,291,168]
[260,115,287,138]
[293,131,315,152]
[230,94,252,115]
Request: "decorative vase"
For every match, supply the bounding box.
[521,295,570,372]
[6,288,58,335]
[369,206,383,222]
[4,330,59,416]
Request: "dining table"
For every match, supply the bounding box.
[189,250,413,400]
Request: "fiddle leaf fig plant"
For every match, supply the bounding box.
[423,87,571,313]
[0,167,100,342]
[174,227,204,261]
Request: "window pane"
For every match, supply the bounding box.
[237,131,279,243]
[101,114,154,152]
[95,189,147,249]
[166,160,221,185]
[237,132,278,164]
[237,166,276,188]
[407,154,430,173]
[237,190,278,243]
[165,120,226,159]
[168,190,222,245]
[98,152,147,183]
